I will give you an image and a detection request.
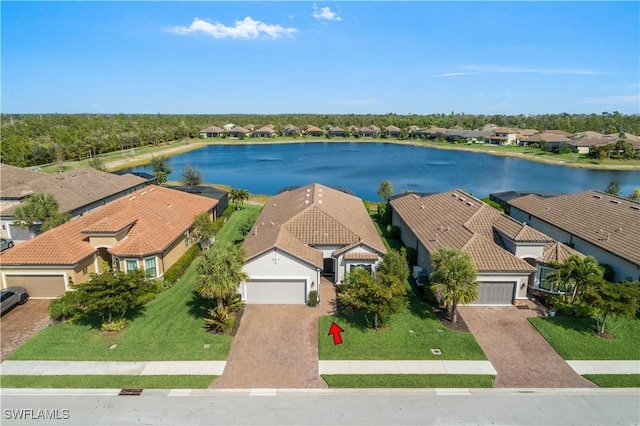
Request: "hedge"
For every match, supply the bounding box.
[163,244,202,287]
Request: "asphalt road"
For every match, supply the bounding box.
[1,389,638,425]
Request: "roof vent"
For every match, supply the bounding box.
[466,201,473,206]
[304,200,309,204]
[610,200,620,204]
[420,204,424,209]
[318,200,323,204]
[593,195,602,199]
[451,193,459,197]
[631,206,640,211]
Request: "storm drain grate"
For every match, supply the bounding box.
[119,388,143,396]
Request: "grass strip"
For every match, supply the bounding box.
[322,374,494,388]
[583,375,640,388]
[529,317,640,360]
[0,375,216,389]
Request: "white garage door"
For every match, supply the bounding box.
[472,282,515,305]
[245,280,306,304]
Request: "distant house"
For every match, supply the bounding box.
[508,190,640,281]
[489,190,564,212]
[487,127,519,145]
[360,126,381,138]
[385,125,401,138]
[199,126,225,138]
[390,190,564,306]
[305,125,324,137]
[253,125,276,138]
[227,126,251,138]
[0,165,148,243]
[281,124,300,137]
[419,126,448,140]
[520,132,572,150]
[406,125,421,138]
[240,184,386,304]
[328,126,346,137]
[0,186,217,298]
[446,129,492,144]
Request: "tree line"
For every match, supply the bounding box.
[2,112,639,167]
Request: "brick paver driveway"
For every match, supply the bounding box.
[1,300,51,361]
[211,280,336,388]
[458,305,596,388]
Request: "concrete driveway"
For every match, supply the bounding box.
[211,279,336,388]
[458,305,596,388]
[1,299,51,361]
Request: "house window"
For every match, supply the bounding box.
[350,264,372,274]
[538,267,553,291]
[144,257,157,278]
[125,259,138,272]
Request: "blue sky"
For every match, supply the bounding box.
[2,1,639,115]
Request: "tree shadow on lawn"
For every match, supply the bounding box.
[185,290,212,321]
[71,305,147,330]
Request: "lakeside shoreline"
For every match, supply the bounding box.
[103,138,640,172]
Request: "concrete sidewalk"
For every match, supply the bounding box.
[0,361,226,376]
[567,360,640,375]
[318,360,497,375]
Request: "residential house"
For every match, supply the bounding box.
[0,165,147,243]
[305,125,324,137]
[489,190,564,212]
[360,126,381,138]
[419,126,448,140]
[199,126,225,138]
[328,126,346,137]
[385,125,401,138]
[518,129,540,138]
[240,183,386,304]
[508,191,640,281]
[390,190,563,305]
[226,126,251,138]
[487,127,519,145]
[520,132,572,150]
[253,125,277,138]
[407,125,421,138]
[445,129,492,144]
[0,186,217,298]
[281,124,300,137]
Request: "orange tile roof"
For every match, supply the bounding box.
[390,191,536,273]
[243,184,386,268]
[0,186,217,265]
[509,191,640,266]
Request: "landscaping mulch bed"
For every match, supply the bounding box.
[431,305,470,333]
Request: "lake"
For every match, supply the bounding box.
[129,142,640,200]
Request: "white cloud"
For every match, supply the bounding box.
[581,95,640,104]
[167,17,297,39]
[313,4,342,21]
[435,72,477,77]
[462,64,601,75]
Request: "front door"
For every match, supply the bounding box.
[322,258,335,276]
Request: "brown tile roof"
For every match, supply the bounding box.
[509,191,640,267]
[344,252,380,260]
[544,129,572,137]
[199,126,224,133]
[0,186,217,265]
[390,191,535,273]
[0,164,43,192]
[541,241,585,264]
[385,125,401,132]
[254,125,276,133]
[0,168,147,216]
[242,184,386,268]
[306,125,323,132]
[492,127,517,134]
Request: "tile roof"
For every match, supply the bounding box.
[0,164,43,192]
[199,125,224,133]
[0,168,147,216]
[343,252,380,260]
[0,186,217,265]
[242,184,386,268]
[390,191,536,273]
[508,191,640,267]
[541,241,585,264]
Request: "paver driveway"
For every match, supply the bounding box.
[458,305,596,388]
[1,300,51,361]
[211,280,336,388]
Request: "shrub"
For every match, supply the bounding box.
[404,247,417,268]
[163,244,202,287]
[49,291,81,322]
[204,306,236,335]
[600,263,615,282]
[308,290,319,307]
[100,318,128,332]
[137,279,163,304]
[238,218,254,236]
[386,225,401,240]
[222,206,234,219]
[377,203,392,226]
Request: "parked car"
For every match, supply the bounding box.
[1,237,14,251]
[1,287,29,314]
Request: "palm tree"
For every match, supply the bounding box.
[429,247,479,324]
[13,193,65,235]
[544,255,603,305]
[194,241,248,309]
[229,188,250,210]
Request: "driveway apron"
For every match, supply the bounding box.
[211,280,336,388]
[1,300,52,361]
[458,305,596,388]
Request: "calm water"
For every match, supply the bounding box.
[130,143,640,200]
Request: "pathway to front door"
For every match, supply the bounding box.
[210,279,336,388]
[458,305,596,388]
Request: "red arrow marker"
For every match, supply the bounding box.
[328,322,344,345]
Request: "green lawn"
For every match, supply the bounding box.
[318,285,486,360]
[215,204,261,244]
[0,375,215,389]
[529,317,640,360]
[8,206,260,362]
[584,375,640,388]
[322,374,494,388]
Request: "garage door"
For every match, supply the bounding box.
[245,280,306,304]
[5,275,66,298]
[473,282,515,305]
